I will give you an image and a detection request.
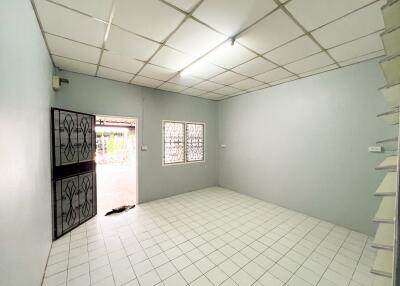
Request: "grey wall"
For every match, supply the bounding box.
[218,59,395,235]
[0,1,54,285]
[55,71,218,203]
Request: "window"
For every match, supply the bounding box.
[186,123,204,162]
[163,121,185,164]
[163,121,205,165]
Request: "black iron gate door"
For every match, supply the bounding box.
[51,108,97,240]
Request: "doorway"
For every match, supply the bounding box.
[95,116,137,214]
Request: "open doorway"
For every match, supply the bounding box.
[95,116,137,214]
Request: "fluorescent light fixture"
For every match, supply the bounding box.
[180,38,235,77]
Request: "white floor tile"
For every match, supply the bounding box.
[137,270,161,286]
[205,267,229,285]
[180,264,202,283]
[258,272,284,286]
[43,188,375,286]
[156,262,177,280]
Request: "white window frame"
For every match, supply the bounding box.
[162,120,205,166]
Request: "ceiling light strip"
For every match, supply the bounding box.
[158,3,295,92]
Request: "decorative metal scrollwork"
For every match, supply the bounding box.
[79,116,91,160]
[80,175,91,217]
[63,113,76,162]
[63,179,77,227]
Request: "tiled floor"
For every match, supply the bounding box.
[42,187,376,286]
[96,164,137,214]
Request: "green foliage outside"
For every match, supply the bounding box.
[106,135,125,156]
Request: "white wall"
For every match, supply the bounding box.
[0,1,54,285]
[55,71,218,203]
[218,59,395,235]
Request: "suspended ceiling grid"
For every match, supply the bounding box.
[32,0,386,100]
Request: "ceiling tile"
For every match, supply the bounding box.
[311,0,385,48]
[284,52,335,74]
[166,19,226,58]
[139,64,176,81]
[264,35,321,65]
[159,82,187,92]
[328,32,384,62]
[181,62,225,79]
[238,10,304,54]
[204,42,257,69]
[194,81,224,91]
[231,78,263,90]
[150,46,195,71]
[169,75,203,87]
[100,51,144,74]
[193,0,277,36]
[53,55,97,76]
[181,88,205,96]
[34,0,106,46]
[247,83,270,92]
[232,90,247,96]
[253,67,293,83]
[97,66,133,82]
[131,76,163,88]
[299,64,339,77]
[105,26,160,61]
[200,92,225,100]
[51,0,113,21]
[46,33,101,64]
[113,0,185,42]
[339,50,385,67]
[210,71,246,85]
[269,75,298,86]
[232,57,276,77]
[214,86,242,96]
[286,0,375,31]
[163,0,201,12]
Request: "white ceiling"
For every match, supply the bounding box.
[33,0,386,101]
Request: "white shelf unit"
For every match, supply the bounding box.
[372,2,400,284]
[375,172,397,196]
[373,223,395,250]
[376,156,398,170]
[377,109,399,125]
[373,196,396,223]
[382,0,400,31]
[381,26,400,57]
[373,275,393,286]
[380,54,400,86]
[371,249,394,277]
[380,84,400,108]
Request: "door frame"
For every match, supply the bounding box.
[95,114,139,206]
